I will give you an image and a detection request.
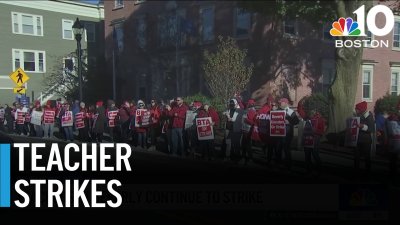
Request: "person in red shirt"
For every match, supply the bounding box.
[166,97,188,156]
[119,101,131,143]
[196,102,219,160]
[149,99,161,149]
[303,109,325,173]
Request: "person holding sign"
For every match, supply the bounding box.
[106,100,119,142]
[43,101,56,138]
[277,98,299,169]
[385,113,400,176]
[93,101,106,143]
[134,100,149,149]
[302,110,325,173]
[77,102,89,142]
[61,102,74,141]
[196,102,219,160]
[354,101,375,173]
[14,103,28,135]
[119,101,131,143]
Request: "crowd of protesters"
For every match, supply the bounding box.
[0,93,399,176]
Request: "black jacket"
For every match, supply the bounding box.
[358,111,375,144]
[284,107,300,137]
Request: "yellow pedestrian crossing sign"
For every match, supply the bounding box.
[9,68,29,87]
[13,87,26,94]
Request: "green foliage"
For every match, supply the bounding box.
[203,36,253,105]
[301,93,329,120]
[184,93,226,113]
[374,94,400,115]
[184,93,211,106]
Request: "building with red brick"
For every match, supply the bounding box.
[103,0,400,112]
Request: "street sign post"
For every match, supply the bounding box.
[13,87,26,94]
[9,68,30,87]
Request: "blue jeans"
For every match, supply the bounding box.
[171,128,184,156]
[35,125,43,138]
[137,132,147,149]
[64,126,74,141]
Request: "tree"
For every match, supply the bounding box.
[203,36,254,106]
[240,0,374,133]
[43,50,88,101]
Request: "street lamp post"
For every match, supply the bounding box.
[72,17,84,102]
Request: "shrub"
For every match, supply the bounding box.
[300,93,329,120]
[184,93,212,107]
[374,94,400,115]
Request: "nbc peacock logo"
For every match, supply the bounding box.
[330,17,361,36]
[331,5,394,48]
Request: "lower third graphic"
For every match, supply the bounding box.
[0,144,10,207]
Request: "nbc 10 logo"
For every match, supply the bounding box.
[330,5,395,48]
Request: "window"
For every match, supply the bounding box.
[12,12,43,36]
[393,20,400,49]
[391,68,400,96]
[64,57,74,72]
[235,8,251,37]
[115,0,124,9]
[12,49,45,73]
[362,65,373,101]
[158,13,177,47]
[85,22,96,42]
[62,19,73,40]
[113,23,124,53]
[136,17,146,48]
[200,7,214,42]
[283,18,297,36]
[322,23,334,41]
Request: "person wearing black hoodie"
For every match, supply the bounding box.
[354,101,375,173]
[4,104,14,133]
[93,101,106,143]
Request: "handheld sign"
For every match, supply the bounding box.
[185,110,196,129]
[61,111,73,127]
[345,117,360,147]
[0,109,4,120]
[135,109,151,127]
[75,112,85,129]
[270,111,286,137]
[107,110,119,128]
[16,111,25,125]
[196,117,214,140]
[302,120,314,148]
[43,110,55,124]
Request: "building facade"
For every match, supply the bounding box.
[0,0,104,105]
[104,0,400,112]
